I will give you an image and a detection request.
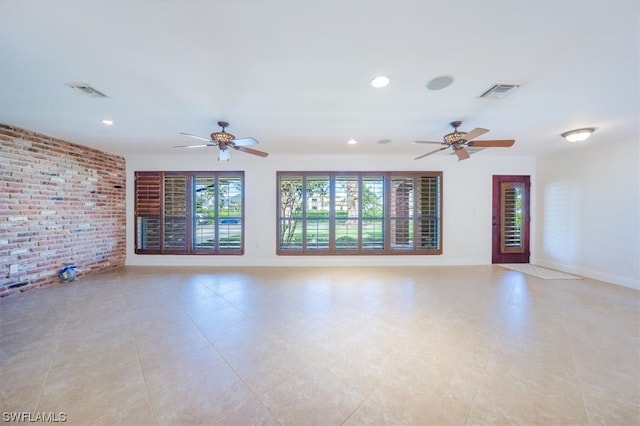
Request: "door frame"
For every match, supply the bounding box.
[491,175,530,264]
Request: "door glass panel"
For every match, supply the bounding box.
[501,182,524,253]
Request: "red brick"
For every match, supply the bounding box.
[0,124,125,297]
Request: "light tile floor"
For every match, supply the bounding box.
[1,266,638,425]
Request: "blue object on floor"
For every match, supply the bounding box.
[58,263,77,282]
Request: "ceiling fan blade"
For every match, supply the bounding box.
[455,147,471,161]
[173,143,217,149]
[231,137,259,146]
[179,132,211,142]
[234,145,269,157]
[413,140,445,145]
[415,146,449,160]
[462,127,489,142]
[467,139,515,148]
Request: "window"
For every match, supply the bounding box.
[135,171,244,254]
[277,172,442,255]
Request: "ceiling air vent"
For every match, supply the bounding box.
[65,82,109,98]
[479,83,520,99]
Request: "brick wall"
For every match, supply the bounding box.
[0,124,126,297]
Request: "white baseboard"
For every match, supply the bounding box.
[533,258,639,290]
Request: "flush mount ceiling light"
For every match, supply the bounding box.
[561,128,595,143]
[371,76,390,88]
[101,119,114,126]
[347,139,358,145]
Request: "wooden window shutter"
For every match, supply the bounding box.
[162,175,188,250]
[135,172,162,216]
[135,172,162,252]
[277,171,442,255]
[416,175,441,251]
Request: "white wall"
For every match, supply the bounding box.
[534,138,640,289]
[126,153,535,267]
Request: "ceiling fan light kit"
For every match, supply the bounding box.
[561,127,595,143]
[210,121,235,144]
[218,149,230,161]
[443,120,466,144]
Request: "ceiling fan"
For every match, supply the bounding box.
[414,121,515,161]
[174,121,269,161]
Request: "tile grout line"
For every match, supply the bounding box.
[31,282,79,415]
[124,282,160,426]
[563,312,593,425]
[182,303,283,424]
[339,395,367,425]
[463,272,517,425]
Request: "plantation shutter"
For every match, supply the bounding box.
[135,171,244,255]
[335,175,360,250]
[390,176,413,249]
[135,172,162,252]
[277,172,442,255]
[163,175,188,251]
[417,175,441,250]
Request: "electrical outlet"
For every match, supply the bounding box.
[9,264,18,275]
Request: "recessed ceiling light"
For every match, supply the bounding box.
[426,75,454,91]
[371,76,390,88]
[101,119,114,126]
[377,139,392,144]
[347,139,358,145]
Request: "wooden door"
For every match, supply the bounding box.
[492,175,530,263]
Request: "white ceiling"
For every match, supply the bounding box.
[1,1,638,158]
